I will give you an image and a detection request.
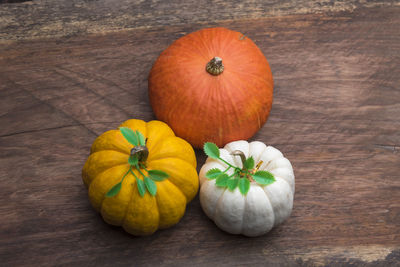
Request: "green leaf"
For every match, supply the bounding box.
[238,178,250,195]
[252,171,275,185]
[144,177,157,196]
[128,155,138,166]
[244,156,255,170]
[136,130,146,146]
[215,173,229,187]
[206,168,223,179]
[106,182,122,197]
[136,178,146,197]
[203,142,220,159]
[148,170,169,181]
[227,178,239,191]
[120,127,139,146]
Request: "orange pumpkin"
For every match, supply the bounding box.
[149,27,273,148]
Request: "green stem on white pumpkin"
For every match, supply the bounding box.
[218,157,238,171]
[206,57,224,75]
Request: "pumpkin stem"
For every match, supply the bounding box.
[206,57,224,75]
[130,146,149,163]
[231,150,247,168]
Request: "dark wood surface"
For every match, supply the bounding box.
[1,1,399,266]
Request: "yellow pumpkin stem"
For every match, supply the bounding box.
[130,145,149,163]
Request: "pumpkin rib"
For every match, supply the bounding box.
[121,185,135,226]
[195,29,213,58]
[83,151,130,187]
[259,146,284,170]
[200,179,224,219]
[155,180,187,229]
[88,164,131,211]
[145,120,175,152]
[219,30,242,56]
[240,190,248,234]
[214,187,246,234]
[228,68,273,89]
[220,81,246,143]
[267,157,293,172]
[269,167,295,193]
[242,184,275,236]
[87,163,130,189]
[148,152,195,169]
[90,130,131,155]
[100,171,135,226]
[122,182,160,235]
[226,67,273,97]
[147,136,196,167]
[98,169,137,216]
[223,72,269,126]
[173,32,206,60]
[213,187,227,219]
[262,177,292,226]
[249,141,268,163]
[147,157,199,202]
[261,184,276,226]
[167,72,212,146]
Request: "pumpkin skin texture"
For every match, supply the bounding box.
[148,27,273,148]
[82,119,198,236]
[199,140,294,237]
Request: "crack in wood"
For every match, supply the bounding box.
[0,122,119,138]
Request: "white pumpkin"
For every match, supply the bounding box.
[199,140,295,237]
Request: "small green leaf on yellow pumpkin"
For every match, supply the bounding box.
[144,177,157,196]
[136,178,146,197]
[136,130,146,146]
[120,127,139,146]
[106,182,122,197]
[148,170,169,181]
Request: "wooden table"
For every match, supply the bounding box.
[1,1,399,266]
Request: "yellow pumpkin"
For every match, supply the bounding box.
[82,119,198,235]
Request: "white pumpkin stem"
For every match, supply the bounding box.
[206,57,224,75]
[231,150,247,168]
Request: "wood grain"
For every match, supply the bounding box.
[0,0,398,43]
[0,3,399,267]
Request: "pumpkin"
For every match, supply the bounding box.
[148,27,273,148]
[82,119,199,235]
[199,140,294,237]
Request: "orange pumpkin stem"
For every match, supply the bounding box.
[206,57,224,75]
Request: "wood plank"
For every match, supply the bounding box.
[1,0,397,43]
[0,6,399,266]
